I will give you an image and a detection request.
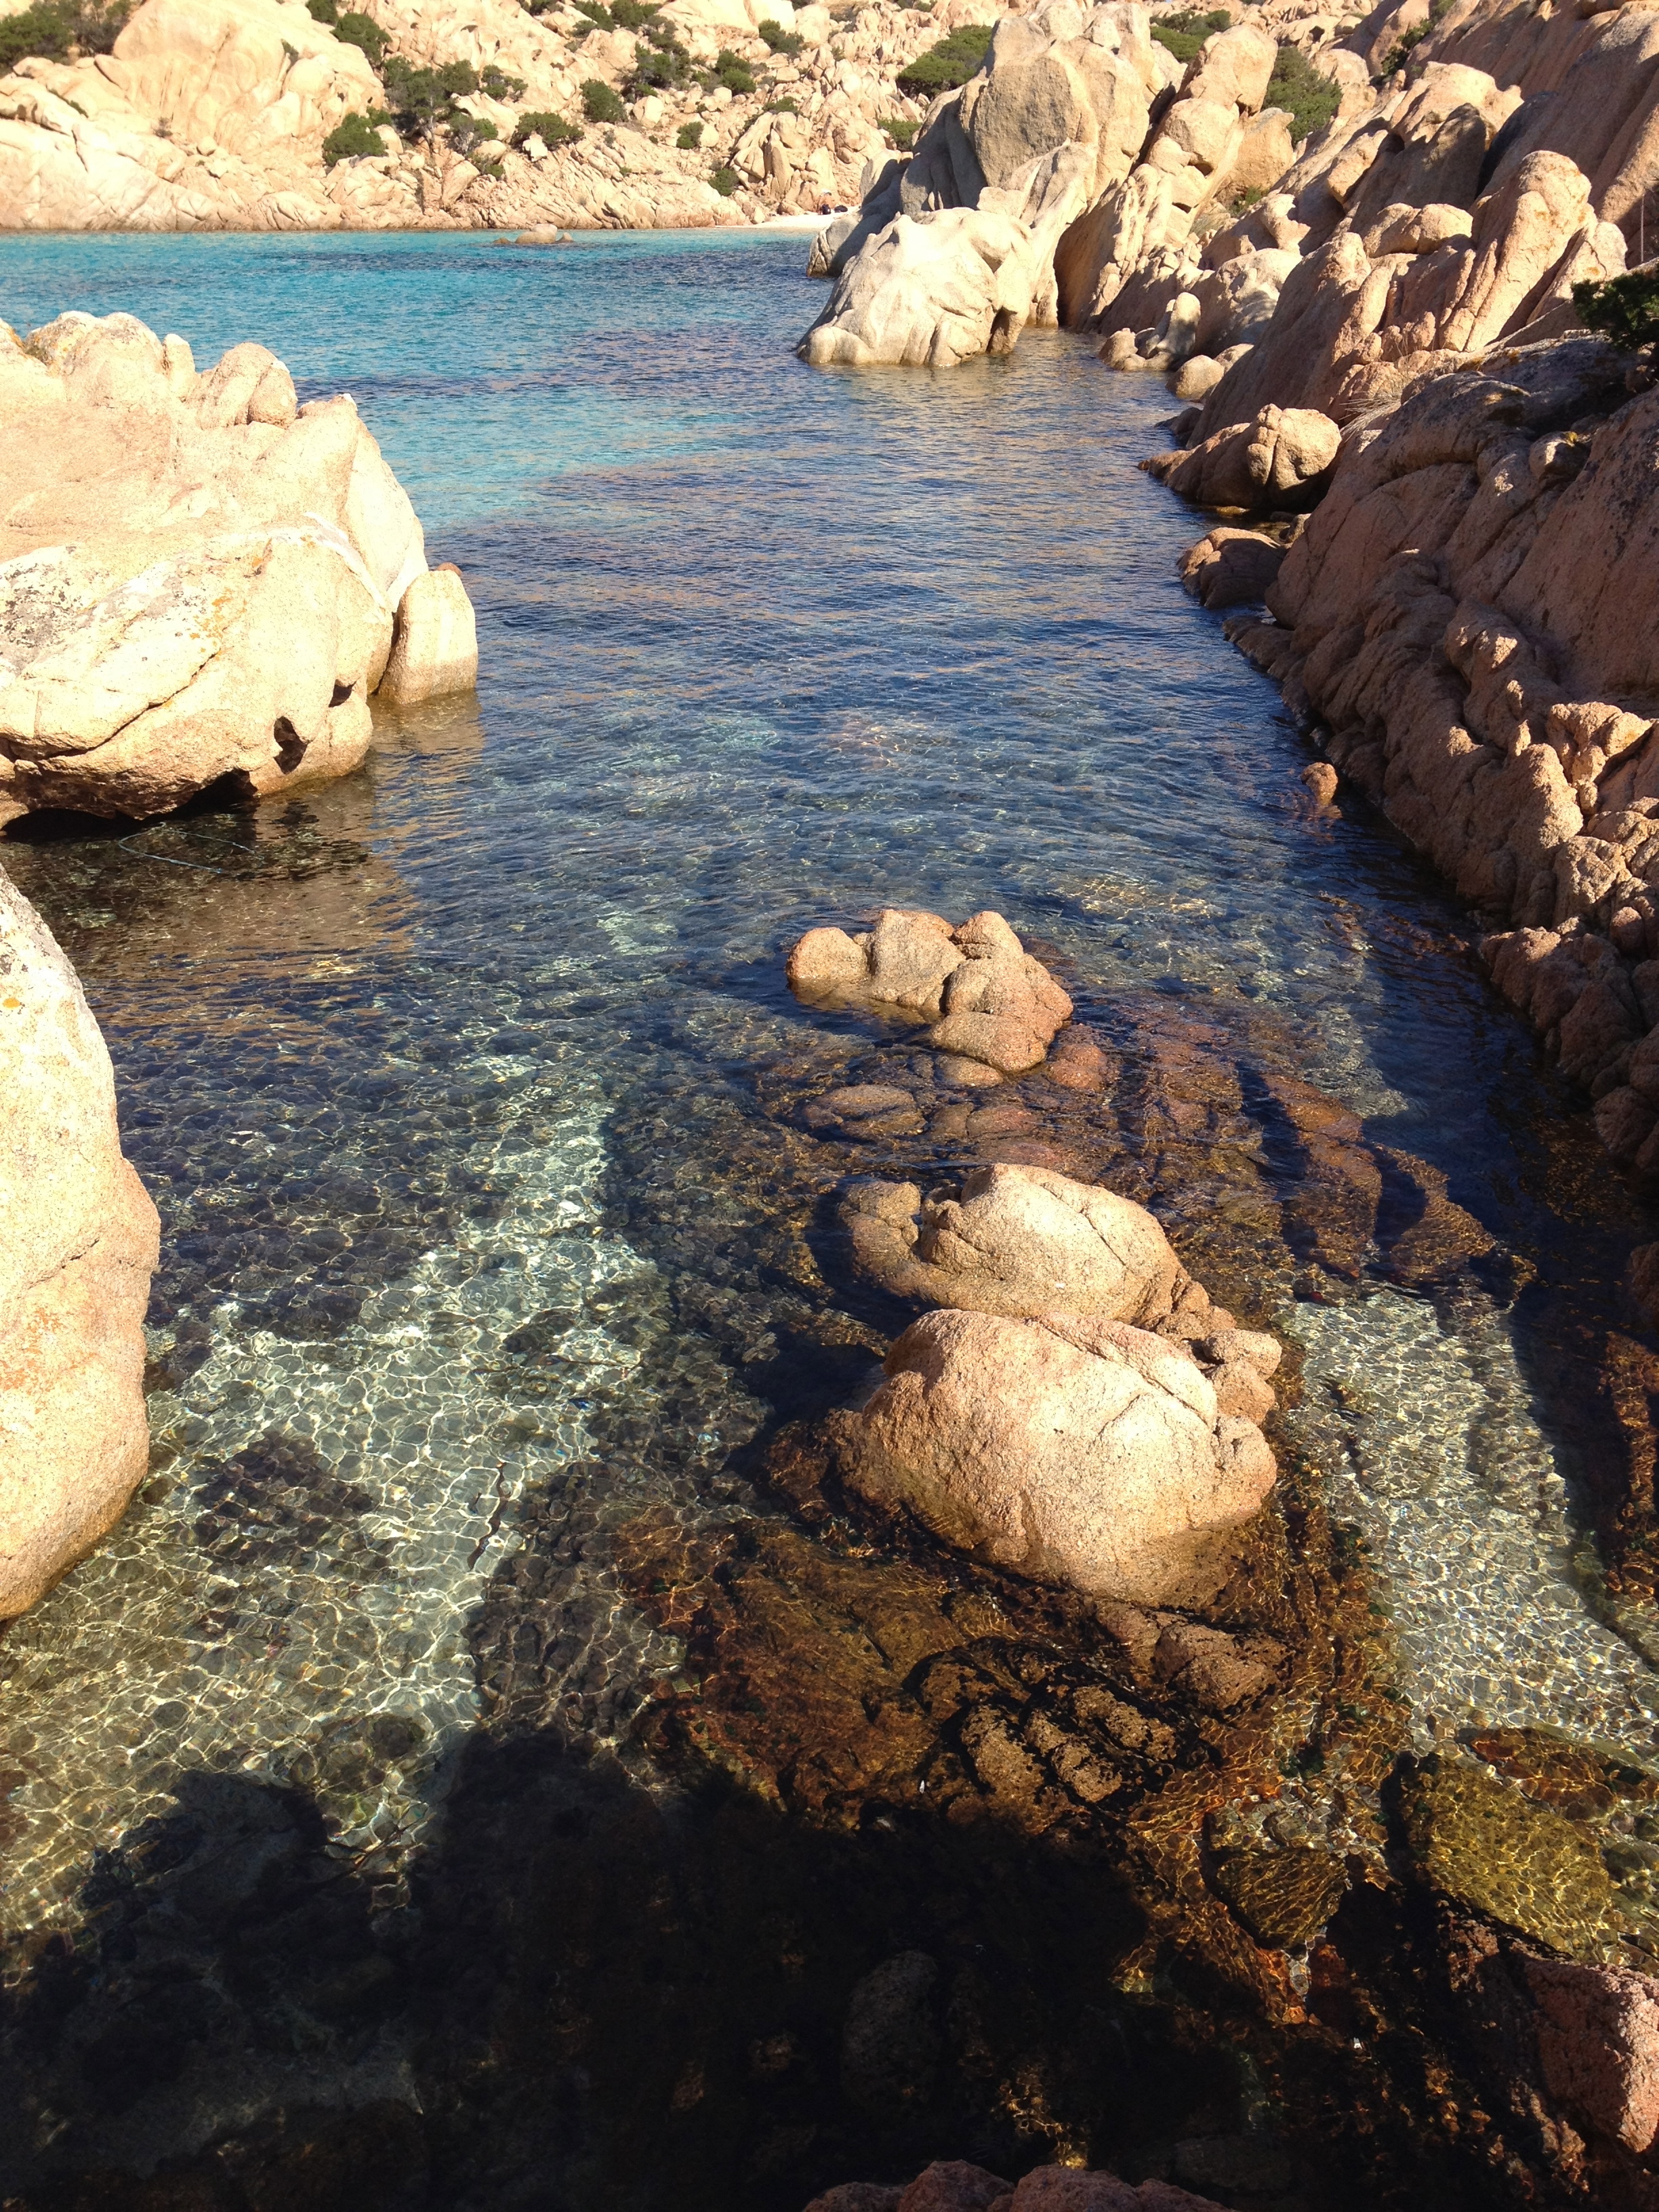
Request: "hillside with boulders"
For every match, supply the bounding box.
[0,0,1012,227]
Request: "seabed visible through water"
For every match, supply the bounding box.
[3,228,1659,2206]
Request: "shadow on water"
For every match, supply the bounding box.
[0,1717,1510,2212]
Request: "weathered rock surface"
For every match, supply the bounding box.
[786,907,1073,1070]
[1146,403,1339,513]
[1,867,159,1618]
[1178,527,1287,609]
[839,1161,1207,1330]
[0,308,474,822]
[833,1307,1278,1605]
[1208,331,1659,1183]
[802,0,1167,366]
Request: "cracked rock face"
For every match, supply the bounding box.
[832,1307,1279,1607]
[0,307,476,824]
[785,906,1074,1071]
[0,866,159,1618]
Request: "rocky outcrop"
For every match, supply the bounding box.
[1144,402,1340,513]
[802,0,1168,365]
[1,868,159,1618]
[1210,330,1659,1181]
[787,907,1073,1071]
[1054,18,1286,329]
[0,308,475,823]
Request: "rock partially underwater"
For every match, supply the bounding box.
[787,906,1073,1072]
[787,909,1282,1612]
[0,308,478,825]
[0,867,158,1618]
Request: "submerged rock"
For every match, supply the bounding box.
[786,907,1073,1071]
[0,308,476,823]
[806,2165,1229,2212]
[833,1308,1278,1607]
[1401,1752,1626,1961]
[0,866,159,1617]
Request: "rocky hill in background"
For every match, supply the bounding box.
[0,0,1013,227]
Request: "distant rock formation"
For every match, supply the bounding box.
[0,867,159,1618]
[0,308,477,823]
[0,0,966,231]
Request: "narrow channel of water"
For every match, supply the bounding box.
[2,232,1658,2192]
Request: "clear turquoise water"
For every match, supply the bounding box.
[1,230,1655,2197]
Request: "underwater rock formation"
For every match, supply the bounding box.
[787,907,1073,1071]
[804,2161,1230,2212]
[0,309,476,823]
[0,867,158,1618]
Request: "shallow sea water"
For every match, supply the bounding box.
[1,231,1658,2025]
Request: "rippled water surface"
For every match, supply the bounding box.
[3,230,1658,2193]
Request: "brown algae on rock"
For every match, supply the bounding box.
[1401,1753,1626,1961]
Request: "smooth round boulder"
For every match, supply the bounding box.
[835,1309,1279,1607]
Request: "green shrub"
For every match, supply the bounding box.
[1378,21,1427,73]
[480,62,527,96]
[515,107,581,144]
[676,117,702,146]
[329,8,387,60]
[712,46,756,89]
[757,14,802,50]
[451,112,498,154]
[581,75,625,119]
[1573,270,1659,348]
[763,93,797,110]
[382,54,478,129]
[711,162,739,194]
[626,26,691,91]
[0,0,129,72]
[1265,41,1341,140]
[321,107,390,162]
[895,20,990,94]
[571,0,613,22]
[1149,7,1229,62]
[610,0,659,22]
[879,113,916,148]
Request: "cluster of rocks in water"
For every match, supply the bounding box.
[785,911,1283,1612]
[725,906,1659,2205]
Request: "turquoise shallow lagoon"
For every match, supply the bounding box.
[1,230,1657,2205]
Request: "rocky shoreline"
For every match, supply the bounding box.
[12,0,1659,2198]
